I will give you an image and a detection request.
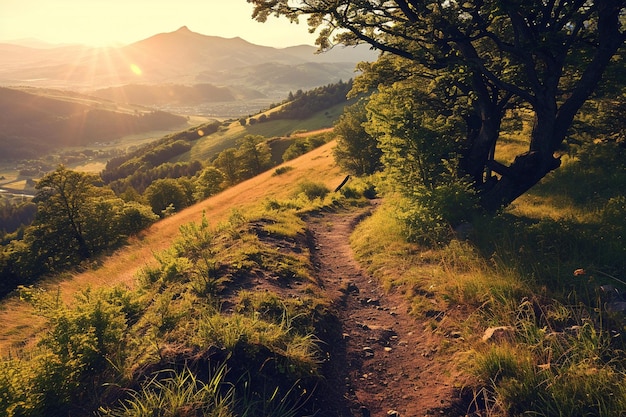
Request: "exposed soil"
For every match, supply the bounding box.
[306,202,471,417]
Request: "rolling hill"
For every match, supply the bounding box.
[91,83,266,106]
[0,87,187,160]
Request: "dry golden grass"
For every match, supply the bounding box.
[0,140,345,356]
[71,161,107,173]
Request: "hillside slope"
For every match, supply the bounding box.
[0,138,468,416]
[0,86,186,160]
[0,140,345,354]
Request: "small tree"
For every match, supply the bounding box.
[117,201,159,234]
[144,178,188,216]
[214,148,239,185]
[195,166,225,199]
[333,100,382,176]
[236,135,273,179]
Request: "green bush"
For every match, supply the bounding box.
[293,181,330,201]
[118,201,159,234]
[0,287,135,416]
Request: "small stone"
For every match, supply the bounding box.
[362,346,375,357]
[384,347,393,352]
[387,410,400,417]
[482,326,515,342]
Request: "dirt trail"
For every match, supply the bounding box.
[307,203,466,417]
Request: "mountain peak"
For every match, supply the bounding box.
[176,26,192,33]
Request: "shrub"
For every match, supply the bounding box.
[2,287,135,415]
[293,181,330,201]
[273,166,294,176]
[118,201,159,234]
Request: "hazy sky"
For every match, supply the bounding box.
[0,0,317,47]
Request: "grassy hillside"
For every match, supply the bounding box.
[350,137,626,415]
[0,138,361,416]
[187,98,352,163]
[0,141,345,354]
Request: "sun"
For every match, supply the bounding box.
[130,64,143,76]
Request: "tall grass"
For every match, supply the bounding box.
[99,364,235,417]
[352,137,626,416]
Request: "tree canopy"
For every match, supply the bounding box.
[332,100,382,176]
[0,166,158,294]
[250,0,625,210]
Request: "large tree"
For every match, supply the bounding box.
[249,0,625,210]
[32,166,103,260]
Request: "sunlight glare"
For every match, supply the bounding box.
[130,64,143,76]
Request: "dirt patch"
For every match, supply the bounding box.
[307,202,470,417]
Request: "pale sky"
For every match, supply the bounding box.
[0,0,317,48]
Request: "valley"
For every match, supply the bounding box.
[0,26,372,197]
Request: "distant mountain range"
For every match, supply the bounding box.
[0,26,378,99]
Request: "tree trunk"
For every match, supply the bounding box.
[478,107,562,212]
[479,151,561,211]
[459,0,625,212]
[74,232,91,259]
[461,107,502,186]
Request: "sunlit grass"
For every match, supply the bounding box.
[352,138,626,415]
[0,170,349,415]
[189,102,344,162]
[0,141,345,356]
[192,309,320,378]
[98,364,236,417]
